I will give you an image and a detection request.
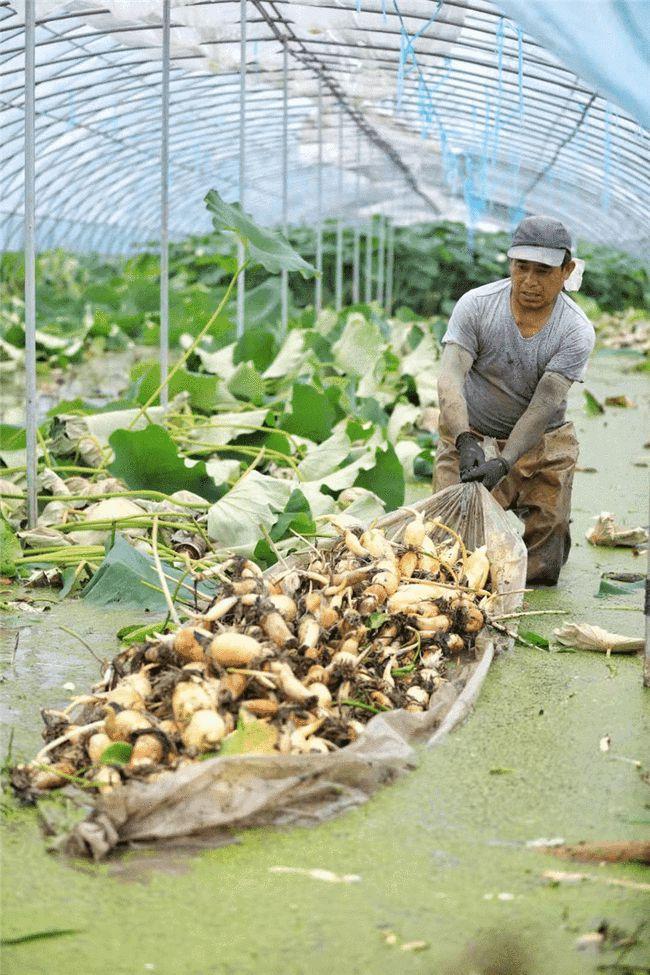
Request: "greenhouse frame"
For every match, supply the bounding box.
[1,0,648,526]
[0,3,649,962]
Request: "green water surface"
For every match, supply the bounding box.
[1,351,648,975]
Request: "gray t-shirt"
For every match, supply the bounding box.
[442,279,595,438]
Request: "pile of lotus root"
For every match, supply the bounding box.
[12,514,492,799]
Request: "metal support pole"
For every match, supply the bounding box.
[280,39,289,335]
[385,219,395,314]
[352,128,360,304]
[335,225,343,311]
[24,0,37,528]
[376,214,385,306]
[315,79,323,317]
[159,0,170,406]
[237,0,247,337]
[364,217,373,304]
[334,107,343,312]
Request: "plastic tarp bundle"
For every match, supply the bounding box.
[59,483,527,860]
[1,0,648,254]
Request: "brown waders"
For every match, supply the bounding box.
[434,421,579,585]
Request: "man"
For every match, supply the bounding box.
[436,215,595,585]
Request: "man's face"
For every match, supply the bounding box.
[509,257,575,310]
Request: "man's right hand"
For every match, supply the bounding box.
[455,432,486,480]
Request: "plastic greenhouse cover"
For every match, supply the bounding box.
[497,0,650,131]
[1,0,648,255]
[55,483,528,859]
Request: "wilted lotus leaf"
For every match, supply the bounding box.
[18,526,71,549]
[554,622,643,653]
[586,512,648,547]
[67,497,147,547]
[604,394,637,408]
[39,501,71,527]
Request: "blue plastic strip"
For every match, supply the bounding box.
[392,0,445,145]
[491,17,505,166]
[463,157,486,252]
[459,88,492,249]
[509,198,526,230]
[508,148,525,229]
[417,75,430,137]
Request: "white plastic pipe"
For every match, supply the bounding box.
[364,219,373,304]
[159,0,170,406]
[352,128,360,304]
[385,219,395,314]
[335,222,343,311]
[352,225,360,305]
[315,79,323,317]
[280,40,289,335]
[376,214,385,306]
[237,0,246,338]
[334,108,343,312]
[24,0,37,527]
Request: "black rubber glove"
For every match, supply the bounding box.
[456,432,486,480]
[462,457,510,490]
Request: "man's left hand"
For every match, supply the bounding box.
[462,457,510,490]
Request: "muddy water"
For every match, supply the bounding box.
[0,348,150,426]
[1,350,648,975]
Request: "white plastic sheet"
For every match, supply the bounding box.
[1,0,647,253]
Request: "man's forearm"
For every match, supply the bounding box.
[438,377,470,442]
[501,372,572,467]
[438,344,473,442]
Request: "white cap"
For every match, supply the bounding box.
[506,244,566,267]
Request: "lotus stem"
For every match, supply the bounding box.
[168,418,301,451]
[15,548,106,564]
[491,609,569,622]
[33,720,105,763]
[52,516,201,534]
[151,515,181,627]
[176,439,302,476]
[129,261,247,426]
[0,490,210,509]
[342,699,387,714]
[36,426,53,467]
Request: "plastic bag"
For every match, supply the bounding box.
[61,483,527,859]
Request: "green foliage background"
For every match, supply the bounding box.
[1,221,647,366]
[286,221,648,316]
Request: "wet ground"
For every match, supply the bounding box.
[0,349,146,427]
[1,350,648,975]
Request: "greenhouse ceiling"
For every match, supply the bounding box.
[1,0,648,255]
